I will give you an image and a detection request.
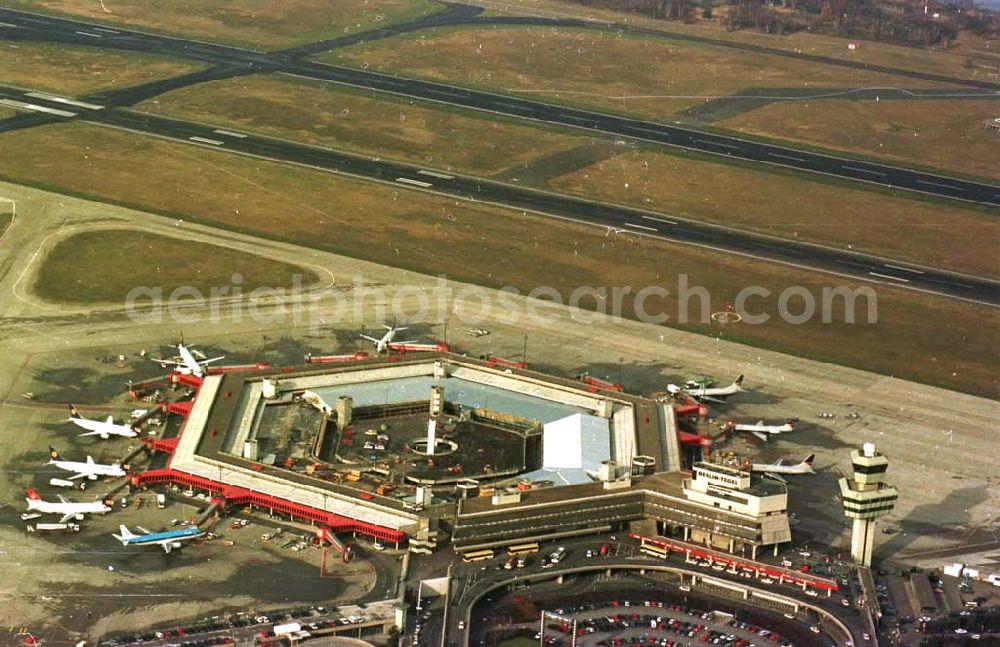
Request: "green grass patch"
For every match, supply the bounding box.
[136,74,591,176]
[33,229,319,303]
[0,42,204,96]
[2,0,444,50]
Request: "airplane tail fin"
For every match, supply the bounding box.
[802,453,816,468]
[113,524,135,543]
[68,404,83,419]
[26,487,41,501]
[734,374,745,389]
[48,445,61,462]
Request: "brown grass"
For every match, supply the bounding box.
[469,0,999,83]
[0,42,203,95]
[0,122,995,396]
[327,25,959,120]
[1,0,442,50]
[549,148,999,278]
[0,107,17,120]
[137,74,590,175]
[34,229,318,303]
[718,99,1000,180]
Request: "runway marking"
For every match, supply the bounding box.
[868,272,910,283]
[836,259,868,268]
[395,177,433,188]
[842,165,887,177]
[694,138,737,150]
[766,152,807,162]
[74,30,102,38]
[884,263,924,275]
[25,92,103,110]
[624,222,657,232]
[212,129,248,138]
[418,170,454,180]
[92,27,119,34]
[0,99,75,117]
[188,136,224,146]
[642,215,677,225]
[626,125,664,135]
[427,88,467,99]
[0,21,18,27]
[917,178,962,191]
[559,113,591,122]
[496,102,529,111]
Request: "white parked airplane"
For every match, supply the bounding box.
[752,454,815,483]
[113,524,204,553]
[668,375,745,403]
[729,418,795,441]
[48,446,126,481]
[25,487,111,523]
[360,323,414,353]
[152,342,224,378]
[67,404,137,439]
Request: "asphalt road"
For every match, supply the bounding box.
[1,83,996,306]
[0,6,998,208]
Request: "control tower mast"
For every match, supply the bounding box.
[839,442,898,566]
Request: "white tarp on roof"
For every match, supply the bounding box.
[542,413,610,470]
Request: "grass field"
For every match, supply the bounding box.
[474,0,999,83]
[717,99,1000,180]
[0,42,204,95]
[328,25,958,121]
[2,0,443,50]
[0,107,17,120]
[137,74,593,175]
[32,229,319,303]
[0,122,994,396]
[548,147,998,278]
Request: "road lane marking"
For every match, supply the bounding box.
[25,92,103,110]
[642,215,677,225]
[868,272,910,283]
[884,263,924,275]
[0,99,75,117]
[418,170,454,180]
[842,165,887,177]
[212,129,247,138]
[395,177,433,188]
[188,136,224,145]
[625,222,657,232]
[916,178,963,191]
[694,138,737,150]
[767,152,807,162]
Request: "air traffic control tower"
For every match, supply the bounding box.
[839,443,899,566]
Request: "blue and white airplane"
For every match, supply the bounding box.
[113,524,204,553]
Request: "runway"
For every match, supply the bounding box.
[0,83,995,306]
[0,6,998,207]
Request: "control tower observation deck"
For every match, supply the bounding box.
[839,442,898,566]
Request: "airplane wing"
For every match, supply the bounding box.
[752,431,769,442]
[59,512,76,523]
[78,429,104,437]
[137,526,152,535]
[68,472,89,480]
[359,334,380,343]
[388,340,418,346]
[764,472,788,484]
[151,358,183,367]
[162,542,173,554]
[57,494,70,504]
[200,355,225,364]
[698,394,727,404]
